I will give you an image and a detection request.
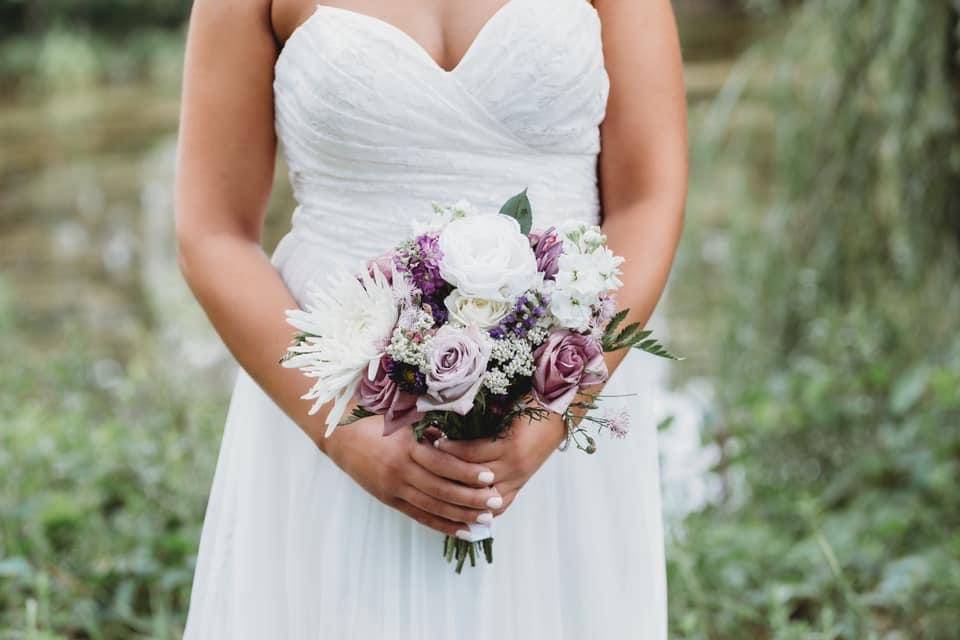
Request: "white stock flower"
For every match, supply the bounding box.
[550,244,625,329]
[592,246,625,291]
[444,289,511,328]
[438,214,540,302]
[411,198,479,235]
[556,221,607,254]
[283,264,403,436]
[555,253,608,301]
[549,290,595,331]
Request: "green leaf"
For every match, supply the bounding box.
[338,406,376,427]
[499,188,533,235]
[604,309,630,339]
[632,338,682,361]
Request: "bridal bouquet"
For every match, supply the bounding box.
[282,190,677,572]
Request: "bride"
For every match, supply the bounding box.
[175,0,686,637]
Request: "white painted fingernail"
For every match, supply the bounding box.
[477,512,494,524]
[455,529,472,540]
[486,495,503,509]
[433,439,441,448]
[477,470,495,484]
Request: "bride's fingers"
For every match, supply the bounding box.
[490,488,520,517]
[433,436,508,463]
[410,441,496,488]
[392,499,467,537]
[406,464,501,510]
[401,487,492,526]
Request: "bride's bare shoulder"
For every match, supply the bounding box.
[270,0,324,45]
[186,0,279,47]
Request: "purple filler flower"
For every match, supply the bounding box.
[489,291,548,340]
[532,330,608,414]
[400,233,446,296]
[529,227,563,280]
[359,356,424,436]
[417,325,492,415]
[606,409,630,439]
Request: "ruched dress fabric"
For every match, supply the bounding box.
[183,0,667,637]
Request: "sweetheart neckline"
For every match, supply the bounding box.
[277,0,523,76]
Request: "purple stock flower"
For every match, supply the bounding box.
[529,227,564,280]
[359,356,424,436]
[398,233,446,296]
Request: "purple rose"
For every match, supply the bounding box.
[532,330,608,413]
[529,227,563,280]
[367,251,398,285]
[416,325,491,415]
[359,356,424,436]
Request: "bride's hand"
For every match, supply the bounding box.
[433,414,567,517]
[322,416,503,537]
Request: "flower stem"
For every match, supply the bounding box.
[443,536,495,573]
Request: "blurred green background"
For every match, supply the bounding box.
[1,0,958,638]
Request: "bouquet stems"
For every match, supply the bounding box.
[443,535,494,573]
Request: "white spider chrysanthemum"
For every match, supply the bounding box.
[282,264,403,436]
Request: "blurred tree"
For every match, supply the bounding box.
[669,0,960,637]
[0,0,192,37]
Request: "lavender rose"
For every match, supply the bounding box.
[417,325,492,415]
[359,356,424,436]
[367,252,398,285]
[528,227,564,280]
[532,330,608,413]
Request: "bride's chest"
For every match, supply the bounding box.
[273,0,609,154]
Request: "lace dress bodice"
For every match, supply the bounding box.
[270,0,610,299]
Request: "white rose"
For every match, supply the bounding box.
[549,290,594,331]
[438,214,541,302]
[444,290,511,329]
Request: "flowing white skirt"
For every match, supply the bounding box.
[183,236,667,639]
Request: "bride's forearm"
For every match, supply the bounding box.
[176,231,339,451]
[600,198,684,374]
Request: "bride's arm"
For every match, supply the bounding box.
[594,0,687,370]
[436,0,687,511]
[176,0,500,535]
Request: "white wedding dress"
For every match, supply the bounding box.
[183,0,667,637]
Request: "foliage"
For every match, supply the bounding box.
[667,0,960,637]
[0,27,184,93]
[0,311,222,638]
[0,1,192,38]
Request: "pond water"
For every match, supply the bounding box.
[0,8,760,519]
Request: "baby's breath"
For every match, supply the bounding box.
[482,336,535,394]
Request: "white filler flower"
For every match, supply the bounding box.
[438,214,540,302]
[283,265,402,436]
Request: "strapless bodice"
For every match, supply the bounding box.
[270,0,610,300]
